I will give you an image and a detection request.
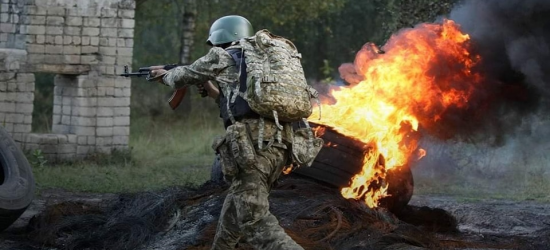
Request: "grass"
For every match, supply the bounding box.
[413,165,550,202]
[29,101,550,202]
[408,135,550,202]
[32,111,225,193]
[414,178,550,202]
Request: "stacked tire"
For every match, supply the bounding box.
[0,126,35,232]
[293,123,414,213]
[210,122,414,213]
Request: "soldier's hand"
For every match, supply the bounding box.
[150,69,168,83]
[202,81,220,99]
[197,84,208,97]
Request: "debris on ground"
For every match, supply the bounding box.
[1,176,549,250]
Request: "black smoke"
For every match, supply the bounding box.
[411,0,550,189]
[451,0,550,91]
[445,0,550,144]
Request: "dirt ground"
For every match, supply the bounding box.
[0,176,549,250]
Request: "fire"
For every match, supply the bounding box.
[417,149,427,160]
[283,165,294,175]
[309,20,482,208]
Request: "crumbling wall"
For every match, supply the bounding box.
[0,0,135,161]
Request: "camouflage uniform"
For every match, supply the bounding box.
[163,46,304,250]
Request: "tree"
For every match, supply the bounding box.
[378,0,457,38]
[136,0,197,65]
[130,0,460,118]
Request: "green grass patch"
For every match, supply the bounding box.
[32,112,225,193]
[30,109,550,201]
[32,157,210,193]
[414,172,550,202]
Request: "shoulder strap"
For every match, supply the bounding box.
[225,48,247,92]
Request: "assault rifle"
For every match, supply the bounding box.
[119,64,178,79]
[119,65,203,110]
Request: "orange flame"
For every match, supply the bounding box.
[283,164,294,175]
[417,149,427,160]
[309,20,482,208]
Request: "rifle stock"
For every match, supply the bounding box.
[168,87,188,110]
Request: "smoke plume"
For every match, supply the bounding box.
[447,0,550,144]
[451,0,550,91]
[411,0,550,187]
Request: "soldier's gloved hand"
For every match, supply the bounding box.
[197,84,209,97]
[149,69,168,84]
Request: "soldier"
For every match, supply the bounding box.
[150,15,304,250]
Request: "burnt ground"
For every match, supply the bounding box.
[0,175,549,250]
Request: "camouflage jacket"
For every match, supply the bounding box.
[163,46,238,94]
[162,45,293,145]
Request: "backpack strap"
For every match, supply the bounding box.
[224,87,236,125]
[307,85,322,120]
[221,48,255,126]
[226,48,247,95]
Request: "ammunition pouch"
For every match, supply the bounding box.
[291,128,324,167]
[212,136,238,182]
[226,122,257,167]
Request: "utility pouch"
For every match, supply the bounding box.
[291,128,324,167]
[212,136,238,179]
[226,122,257,167]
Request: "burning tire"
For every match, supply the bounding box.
[379,163,414,213]
[293,123,414,213]
[0,126,35,232]
[209,123,413,213]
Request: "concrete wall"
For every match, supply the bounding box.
[0,0,135,161]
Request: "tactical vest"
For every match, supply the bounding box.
[218,48,258,128]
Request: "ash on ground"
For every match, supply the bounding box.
[1,175,549,250]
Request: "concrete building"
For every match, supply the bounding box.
[0,0,135,161]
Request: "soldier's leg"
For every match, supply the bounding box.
[211,185,243,250]
[234,145,304,250]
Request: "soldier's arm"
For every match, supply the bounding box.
[161,47,234,89]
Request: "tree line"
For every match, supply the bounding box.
[131,0,456,117]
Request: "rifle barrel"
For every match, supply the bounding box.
[119,64,180,77]
[163,64,178,70]
[119,72,149,77]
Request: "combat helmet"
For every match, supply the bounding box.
[206,15,254,46]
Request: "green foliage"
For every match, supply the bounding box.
[33,159,210,193]
[33,112,223,193]
[131,0,186,117]
[133,0,379,81]
[197,0,385,80]
[211,0,348,26]
[134,0,183,65]
[27,149,48,168]
[320,59,334,84]
[32,73,55,133]
[378,0,457,39]
[82,148,134,166]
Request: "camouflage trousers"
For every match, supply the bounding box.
[211,144,304,250]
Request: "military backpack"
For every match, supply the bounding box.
[224,30,323,167]
[238,29,319,124]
